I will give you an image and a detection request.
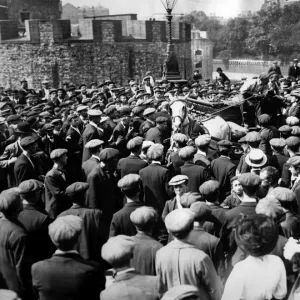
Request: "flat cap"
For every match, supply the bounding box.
[258,114,271,125]
[101,235,134,265]
[238,136,246,143]
[87,109,102,117]
[99,148,119,162]
[178,146,197,160]
[199,180,219,196]
[132,106,144,115]
[127,136,143,150]
[143,107,156,117]
[0,289,20,300]
[195,134,211,147]
[238,172,261,187]
[19,179,43,194]
[169,175,189,186]
[49,88,57,94]
[20,136,37,148]
[190,201,212,221]
[105,105,116,115]
[76,105,88,112]
[217,140,232,148]
[119,107,131,118]
[118,174,141,191]
[245,132,261,142]
[39,111,51,118]
[50,148,68,160]
[270,138,286,148]
[156,116,168,124]
[43,123,54,131]
[286,116,300,126]
[66,182,89,195]
[180,192,201,208]
[165,209,195,234]
[284,237,300,261]
[161,285,200,300]
[286,136,300,147]
[130,206,157,227]
[279,125,292,133]
[271,187,296,202]
[172,133,188,144]
[85,139,104,149]
[6,115,20,123]
[142,140,154,150]
[0,117,5,125]
[287,156,300,168]
[147,144,164,160]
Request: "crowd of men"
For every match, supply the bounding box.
[3,63,300,300]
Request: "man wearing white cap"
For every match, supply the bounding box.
[156,209,222,299]
[81,110,105,162]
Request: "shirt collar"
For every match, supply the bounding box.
[54,249,79,255]
[151,160,161,165]
[92,155,100,161]
[197,149,206,156]
[115,268,135,277]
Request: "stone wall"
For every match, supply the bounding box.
[0,19,192,88]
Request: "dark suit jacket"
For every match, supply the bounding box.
[44,167,71,219]
[139,164,173,213]
[14,153,39,186]
[32,252,106,300]
[42,135,67,157]
[112,122,130,157]
[145,126,166,145]
[82,156,100,180]
[86,165,123,224]
[269,152,288,174]
[288,65,300,79]
[59,205,105,262]
[100,270,159,300]
[180,162,209,193]
[278,211,300,239]
[117,154,148,178]
[0,215,28,297]
[18,88,29,105]
[109,202,144,238]
[211,157,236,201]
[131,233,163,276]
[193,153,211,168]
[81,124,105,162]
[17,204,54,263]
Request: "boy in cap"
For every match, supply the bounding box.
[32,215,105,300]
[81,109,105,162]
[156,209,222,299]
[117,136,148,178]
[130,206,163,276]
[221,176,243,209]
[101,235,159,300]
[194,134,212,169]
[59,182,105,262]
[190,202,225,275]
[179,146,209,193]
[140,107,156,137]
[86,148,122,239]
[109,174,144,238]
[44,149,71,219]
[81,139,104,180]
[211,140,236,202]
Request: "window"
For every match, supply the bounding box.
[20,11,30,22]
[195,61,202,68]
[195,49,203,56]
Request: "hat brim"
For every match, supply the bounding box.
[245,153,268,168]
[14,129,32,134]
[169,179,188,186]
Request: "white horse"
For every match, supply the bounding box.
[169,97,247,141]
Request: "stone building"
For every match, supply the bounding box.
[191,30,213,80]
[0,18,192,88]
[62,3,109,24]
[0,0,61,24]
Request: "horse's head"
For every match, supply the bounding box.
[170,99,187,133]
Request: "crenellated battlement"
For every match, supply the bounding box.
[0,19,191,44]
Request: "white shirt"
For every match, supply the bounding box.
[222,255,287,300]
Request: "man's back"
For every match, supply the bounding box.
[156,240,222,300]
[32,252,105,300]
[100,270,159,300]
[118,155,148,178]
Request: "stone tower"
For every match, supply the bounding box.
[3,0,61,24]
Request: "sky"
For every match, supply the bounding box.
[62,0,265,19]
